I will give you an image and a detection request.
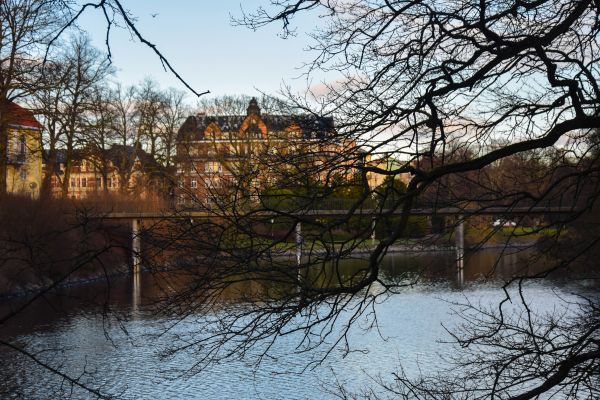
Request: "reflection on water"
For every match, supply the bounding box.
[132,269,141,313]
[457,266,464,288]
[0,249,594,399]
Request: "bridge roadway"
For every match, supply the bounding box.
[104,206,576,273]
[100,206,577,220]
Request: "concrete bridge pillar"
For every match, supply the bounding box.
[132,218,142,273]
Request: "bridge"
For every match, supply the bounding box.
[94,206,578,272]
[99,206,575,220]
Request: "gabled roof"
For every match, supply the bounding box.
[43,148,82,164]
[105,144,160,171]
[177,98,336,141]
[43,145,162,174]
[3,102,43,129]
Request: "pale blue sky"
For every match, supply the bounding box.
[78,0,326,99]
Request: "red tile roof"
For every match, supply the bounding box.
[3,102,43,129]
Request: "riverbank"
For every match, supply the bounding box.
[249,235,543,263]
[0,238,534,300]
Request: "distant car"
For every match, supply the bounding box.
[492,219,516,227]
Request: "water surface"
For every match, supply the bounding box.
[0,249,592,399]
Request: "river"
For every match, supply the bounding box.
[0,249,594,399]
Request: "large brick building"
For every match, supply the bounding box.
[175,98,359,206]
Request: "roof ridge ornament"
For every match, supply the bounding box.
[246,97,261,116]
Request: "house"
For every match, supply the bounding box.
[43,145,166,200]
[175,98,360,206]
[3,102,43,198]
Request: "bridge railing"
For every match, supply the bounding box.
[85,192,578,218]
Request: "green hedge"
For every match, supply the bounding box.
[375,215,428,238]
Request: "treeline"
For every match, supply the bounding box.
[32,36,191,197]
[0,2,282,199]
[417,144,590,210]
[0,2,194,197]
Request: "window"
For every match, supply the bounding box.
[19,134,26,156]
[107,177,112,188]
[96,177,102,188]
[71,178,76,188]
[204,161,222,174]
[19,169,27,180]
[81,178,87,188]
[11,134,18,155]
[77,178,80,187]
[204,178,222,189]
[191,179,197,189]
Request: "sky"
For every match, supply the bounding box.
[77,0,327,101]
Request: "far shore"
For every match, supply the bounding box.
[0,237,544,300]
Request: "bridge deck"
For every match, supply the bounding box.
[98,206,578,220]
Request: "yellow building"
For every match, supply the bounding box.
[366,157,413,189]
[4,102,43,198]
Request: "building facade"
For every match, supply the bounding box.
[366,157,413,189]
[44,145,166,200]
[176,98,366,206]
[175,98,360,206]
[3,102,43,198]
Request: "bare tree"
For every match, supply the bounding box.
[110,83,136,149]
[158,87,187,169]
[134,78,165,159]
[0,0,67,194]
[83,85,117,194]
[32,56,71,196]
[1,0,210,194]
[0,2,212,398]
[33,35,112,197]
[2,1,598,399]
[136,1,600,399]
